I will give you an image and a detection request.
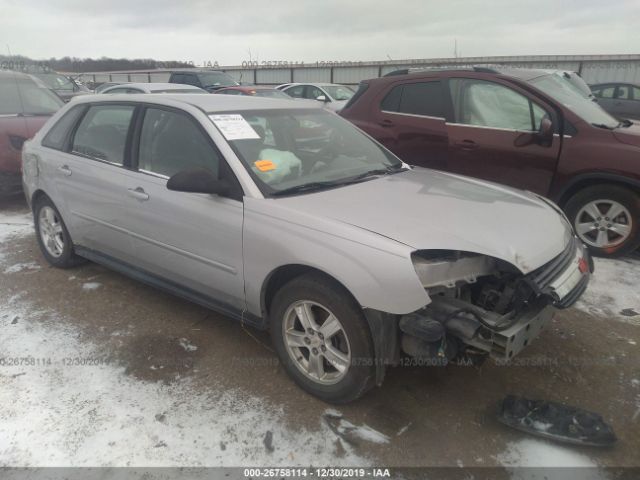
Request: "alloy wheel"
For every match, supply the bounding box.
[38,206,65,258]
[282,300,351,385]
[574,199,632,248]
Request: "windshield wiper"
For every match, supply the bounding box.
[344,164,406,183]
[271,180,346,197]
[270,165,407,197]
[592,123,616,130]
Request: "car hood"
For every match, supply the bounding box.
[275,168,572,273]
[613,123,640,147]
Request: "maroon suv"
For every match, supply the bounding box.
[341,67,640,257]
[0,70,63,196]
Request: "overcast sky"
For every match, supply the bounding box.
[1,0,639,65]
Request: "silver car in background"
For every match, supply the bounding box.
[22,94,592,403]
[100,82,208,94]
[276,83,355,111]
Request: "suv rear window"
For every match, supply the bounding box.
[380,81,445,118]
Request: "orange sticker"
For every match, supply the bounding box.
[254,160,276,172]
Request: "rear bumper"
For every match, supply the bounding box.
[0,172,22,196]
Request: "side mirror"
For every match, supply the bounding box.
[537,117,553,142]
[167,168,230,195]
[316,95,328,102]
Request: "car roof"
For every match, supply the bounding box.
[103,83,203,92]
[69,93,324,112]
[590,82,639,87]
[0,70,33,80]
[378,65,552,83]
[284,83,347,88]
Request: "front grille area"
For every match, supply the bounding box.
[526,236,590,309]
[528,237,578,293]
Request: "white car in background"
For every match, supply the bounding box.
[276,83,355,112]
[100,83,207,94]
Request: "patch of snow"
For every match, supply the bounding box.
[0,298,370,467]
[3,262,41,274]
[631,379,640,388]
[82,282,102,291]
[575,257,640,324]
[497,439,608,480]
[178,338,198,352]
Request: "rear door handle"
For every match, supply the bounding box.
[58,165,72,176]
[127,187,149,201]
[379,119,395,128]
[455,140,479,150]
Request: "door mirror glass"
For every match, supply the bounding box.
[538,117,553,139]
[167,168,230,195]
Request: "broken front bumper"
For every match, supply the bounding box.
[400,237,592,361]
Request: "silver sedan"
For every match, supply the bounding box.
[22,94,591,402]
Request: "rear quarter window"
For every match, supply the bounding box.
[42,106,86,151]
[380,81,445,118]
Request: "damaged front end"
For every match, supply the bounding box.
[401,237,592,364]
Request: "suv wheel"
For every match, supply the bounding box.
[34,197,85,268]
[270,273,375,403]
[565,184,640,257]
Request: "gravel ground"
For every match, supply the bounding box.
[1,194,639,477]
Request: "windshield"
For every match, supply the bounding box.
[33,73,75,91]
[253,89,292,99]
[0,76,64,115]
[561,72,593,99]
[198,72,238,88]
[209,109,404,195]
[529,73,618,129]
[323,85,355,101]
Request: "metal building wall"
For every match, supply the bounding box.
[76,54,640,87]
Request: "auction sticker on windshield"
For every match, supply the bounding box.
[209,114,260,140]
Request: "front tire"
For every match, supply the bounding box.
[565,184,640,257]
[269,273,375,403]
[34,196,85,268]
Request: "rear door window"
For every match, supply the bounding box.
[285,85,305,98]
[71,105,135,165]
[305,86,326,100]
[380,81,445,117]
[137,107,222,178]
[615,85,631,100]
[450,79,547,131]
[597,86,616,99]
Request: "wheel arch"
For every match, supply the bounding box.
[260,263,400,387]
[30,189,51,212]
[554,173,640,207]
[260,264,360,320]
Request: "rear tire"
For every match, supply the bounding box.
[269,273,376,403]
[34,196,85,268]
[564,184,640,257]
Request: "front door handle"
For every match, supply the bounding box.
[127,187,149,201]
[379,119,395,128]
[58,165,72,176]
[455,139,479,150]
